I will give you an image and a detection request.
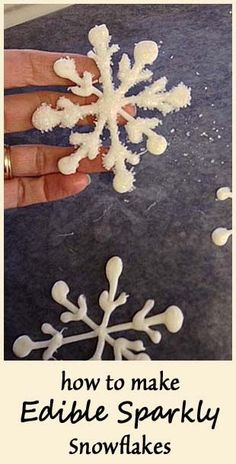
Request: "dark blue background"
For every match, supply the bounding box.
[4,4,232,360]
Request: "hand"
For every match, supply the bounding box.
[4,50,134,208]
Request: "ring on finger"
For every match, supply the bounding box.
[4,145,13,180]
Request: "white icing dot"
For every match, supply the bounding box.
[216,187,232,201]
[53,57,78,81]
[113,170,135,193]
[32,104,61,132]
[134,41,159,65]
[164,306,184,333]
[147,134,167,155]
[13,336,34,358]
[58,156,77,175]
[211,227,232,247]
[88,24,110,48]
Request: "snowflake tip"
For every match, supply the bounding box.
[53,57,78,81]
[147,134,167,155]
[165,305,184,333]
[113,170,135,193]
[32,104,61,132]
[88,24,110,48]
[13,335,34,358]
[134,40,159,65]
[51,280,70,305]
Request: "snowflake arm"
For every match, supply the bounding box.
[13,256,184,361]
[32,24,191,193]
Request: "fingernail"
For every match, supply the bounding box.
[87,174,92,185]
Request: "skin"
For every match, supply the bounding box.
[4,50,135,208]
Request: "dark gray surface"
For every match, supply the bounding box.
[4,4,232,360]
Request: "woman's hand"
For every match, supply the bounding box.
[4,50,134,208]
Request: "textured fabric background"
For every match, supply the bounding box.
[4,4,232,360]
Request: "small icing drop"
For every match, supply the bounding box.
[113,170,135,193]
[211,227,232,246]
[147,134,167,155]
[13,335,34,358]
[32,103,61,132]
[216,187,232,201]
[134,41,159,65]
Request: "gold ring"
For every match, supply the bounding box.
[4,145,13,180]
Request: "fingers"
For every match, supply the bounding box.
[8,145,107,177]
[4,172,90,209]
[5,92,135,133]
[4,50,100,89]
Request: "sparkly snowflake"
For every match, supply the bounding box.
[32,24,191,193]
[13,256,184,360]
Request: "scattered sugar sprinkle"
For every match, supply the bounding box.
[199,113,203,118]
[211,103,215,107]
[186,131,190,137]
[200,131,208,137]
[170,55,174,60]
[196,71,200,76]
[204,86,208,90]
[211,159,215,164]
[221,161,225,165]
[183,153,189,157]
[209,137,214,142]
[217,135,221,139]
[170,128,175,133]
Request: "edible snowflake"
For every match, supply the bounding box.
[32,24,191,193]
[13,257,184,360]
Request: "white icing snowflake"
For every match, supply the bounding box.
[13,256,184,360]
[32,24,191,193]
